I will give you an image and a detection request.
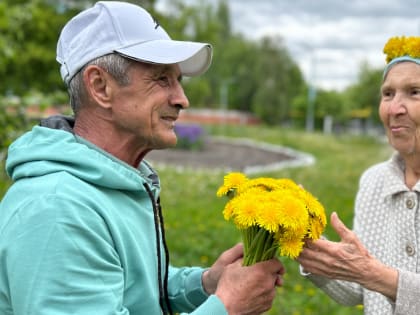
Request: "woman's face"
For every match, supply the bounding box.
[379,62,420,157]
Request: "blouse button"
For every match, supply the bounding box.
[406,199,415,209]
[406,244,415,256]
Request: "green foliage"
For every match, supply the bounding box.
[0,103,28,151]
[0,90,68,146]
[208,35,260,108]
[0,0,157,95]
[0,0,80,94]
[0,161,10,198]
[344,62,383,123]
[251,37,305,124]
[311,90,343,119]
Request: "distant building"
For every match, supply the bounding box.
[178,109,260,125]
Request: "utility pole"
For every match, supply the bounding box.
[305,50,316,132]
[219,78,235,128]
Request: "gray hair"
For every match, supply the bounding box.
[68,53,134,115]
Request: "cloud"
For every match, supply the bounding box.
[227,0,420,90]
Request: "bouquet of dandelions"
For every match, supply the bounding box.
[217,172,327,265]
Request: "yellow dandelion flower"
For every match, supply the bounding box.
[231,193,259,228]
[276,178,301,191]
[307,216,326,240]
[383,36,420,63]
[383,36,405,63]
[236,185,268,199]
[245,177,282,192]
[300,190,327,225]
[217,173,327,264]
[306,288,316,297]
[256,197,282,233]
[293,283,303,293]
[222,200,235,221]
[280,224,307,242]
[275,192,309,229]
[279,237,304,259]
[216,185,231,197]
[216,172,248,197]
[405,36,420,58]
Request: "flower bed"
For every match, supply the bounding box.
[174,123,206,151]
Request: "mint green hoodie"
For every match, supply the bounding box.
[0,118,227,315]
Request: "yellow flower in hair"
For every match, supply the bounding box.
[383,36,420,63]
[405,38,420,59]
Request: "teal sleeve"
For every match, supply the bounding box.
[3,196,128,315]
[168,266,228,315]
[182,295,228,315]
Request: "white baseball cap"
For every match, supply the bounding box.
[56,1,212,85]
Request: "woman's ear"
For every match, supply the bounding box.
[82,65,114,109]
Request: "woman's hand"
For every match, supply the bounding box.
[297,212,398,300]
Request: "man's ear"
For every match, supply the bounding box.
[82,65,114,109]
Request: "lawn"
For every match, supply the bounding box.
[0,124,391,314]
[156,124,392,315]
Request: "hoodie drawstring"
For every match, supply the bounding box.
[144,183,173,315]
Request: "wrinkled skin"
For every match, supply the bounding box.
[203,244,285,315]
[297,212,398,300]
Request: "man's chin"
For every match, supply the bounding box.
[154,138,177,150]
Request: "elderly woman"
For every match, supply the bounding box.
[298,36,420,315]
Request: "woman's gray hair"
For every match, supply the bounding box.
[68,53,134,115]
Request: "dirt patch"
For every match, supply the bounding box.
[146,137,309,173]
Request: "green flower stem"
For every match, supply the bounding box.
[261,232,278,261]
[242,226,279,266]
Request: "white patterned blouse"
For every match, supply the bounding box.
[304,152,420,315]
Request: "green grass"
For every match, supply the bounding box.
[157,124,392,315]
[0,125,391,314]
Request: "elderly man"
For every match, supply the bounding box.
[0,2,284,315]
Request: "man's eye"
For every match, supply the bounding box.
[158,76,169,85]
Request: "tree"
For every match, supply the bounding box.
[0,0,160,96]
[251,37,305,125]
[156,0,305,125]
[0,0,82,95]
[344,62,383,123]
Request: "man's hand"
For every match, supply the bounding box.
[203,243,285,315]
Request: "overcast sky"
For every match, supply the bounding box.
[157,0,420,91]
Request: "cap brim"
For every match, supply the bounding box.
[116,40,212,76]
